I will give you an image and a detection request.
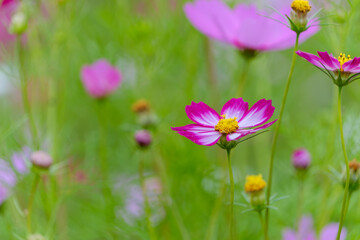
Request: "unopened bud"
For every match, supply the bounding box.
[135,130,152,148]
[245,174,266,211]
[9,12,28,35]
[292,148,311,170]
[30,151,53,169]
[289,0,312,33]
[342,159,360,193]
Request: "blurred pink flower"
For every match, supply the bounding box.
[0,158,17,205]
[184,0,319,52]
[11,146,31,174]
[283,215,346,240]
[0,0,19,44]
[80,59,123,99]
[172,98,276,146]
[292,148,311,169]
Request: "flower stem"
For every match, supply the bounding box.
[205,172,227,240]
[258,211,265,236]
[138,153,157,240]
[96,100,115,231]
[17,36,39,149]
[336,86,350,240]
[227,149,234,240]
[27,173,40,233]
[237,59,250,97]
[264,33,300,240]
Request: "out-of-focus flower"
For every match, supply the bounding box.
[132,99,150,113]
[283,215,346,240]
[118,177,166,225]
[80,59,123,99]
[135,130,152,148]
[292,148,311,170]
[30,151,52,169]
[0,0,19,44]
[297,51,360,86]
[0,159,17,205]
[11,146,31,174]
[172,98,276,147]
[184,0,318,55]
[244,174,266,210]
[342,159,360,193]
[9,10,27,35]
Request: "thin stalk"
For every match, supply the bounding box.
[237,59,250,97]
[258,211,265,236]
[138,153,157,240]
[264,33,300,240]
[204,38,219,107]
[17,36,39,148]
[336,87,350,240]
[96,100,115,230]
[27,173,40,233]
[227,149,234,240]
[296,178,305,231]
[205,172,227,240]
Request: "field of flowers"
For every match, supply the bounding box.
[0,0,360,239]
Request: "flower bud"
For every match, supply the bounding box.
[245,174,266,211]
[289,0,312,33]
[9,11,28,35]
[30,151,53,169]
[135,130,152,148]
[342,159,360,193]
[132,99,150,114]
[292,148,311,170]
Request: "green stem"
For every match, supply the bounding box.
[205,173,227,240]
[237,59,250,97]
[264,33,300,240]
[17,36,39,149]
[258,211,265,236]
[336,87,350,240]
[27,174,40,233]
[227,149,234,240]
[296,178,305,231]
[96,100,115,230]
[138,153,157,240]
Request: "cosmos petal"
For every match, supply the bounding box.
[238,99,275,128]
[185,101,220,126]
[220,98,248,120]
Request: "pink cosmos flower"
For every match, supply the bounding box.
[172,98,277,146]
[297,51,360,85]
[0,0,19,44]
[292,148,311,169]
[80,59,122,99]
[184,0,319,52]
[283,215,346,240]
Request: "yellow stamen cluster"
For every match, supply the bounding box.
[132,99,150,113]
[245,174,266,193]
[338,53,352,72]
[214,114,239,134]
[291,0,311,13]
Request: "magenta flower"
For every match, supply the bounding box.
[297,51,360,86]
[172,98,276,146]
[0,0,19,43]
[80,59,123,99]
[283,215,346,240]
[292,148,311,169]
[184,0,318,52]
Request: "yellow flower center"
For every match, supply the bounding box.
[214,114,239,134]
[245,174,266,192]
[338,53,352,72]
[291,0,311,13]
